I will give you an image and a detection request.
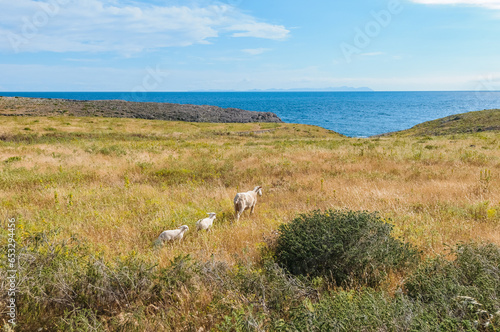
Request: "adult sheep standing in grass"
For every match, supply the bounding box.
[234,186,262,222]
[155,225,189,246]
[196,212,216,232]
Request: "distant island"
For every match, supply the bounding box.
[254,87,374,92]
[192,87,374,92]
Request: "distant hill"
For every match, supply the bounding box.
[250,87,374,92]
[381,109,500,137]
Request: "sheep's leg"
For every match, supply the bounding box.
[236,207,245,222]
[250,204,255,214]
[235,203,244,222]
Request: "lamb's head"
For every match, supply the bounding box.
[179,225,189,231]
[208,212,216,219]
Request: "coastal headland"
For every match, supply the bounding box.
[0,96,283,124]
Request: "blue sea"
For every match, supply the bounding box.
[1,91,500,137]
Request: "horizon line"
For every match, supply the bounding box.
[2,90,500,93]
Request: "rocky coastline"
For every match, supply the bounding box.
[0,97,283,123]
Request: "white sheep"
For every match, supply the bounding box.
[155,225,189,245]
[196,212,217,231]
[234,186,262,222]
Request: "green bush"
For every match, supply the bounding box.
[270,289,435,332]
[215,259,317,332]
[405,242,500,325]
[223,242,500,331]
[274,209,420,287]
[0,230,161,330]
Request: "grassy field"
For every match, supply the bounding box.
[1,115,500,330]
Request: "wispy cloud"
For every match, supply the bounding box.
[0,0,290,54]
[229,23,289,39]
[410,0,500,10]
[242,48,271,55]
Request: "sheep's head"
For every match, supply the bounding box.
[179,225,189,231]
[255,186,263,196]
[208,212,216,218]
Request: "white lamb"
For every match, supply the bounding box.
[234,186,262,222]
[196,212,216,231]
[155,225,189,245]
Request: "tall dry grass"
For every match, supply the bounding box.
[1,116,499,269]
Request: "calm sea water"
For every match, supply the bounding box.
[1,91,500,137]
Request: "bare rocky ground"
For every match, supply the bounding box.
[0,96,283,123]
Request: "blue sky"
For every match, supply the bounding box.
[1,0,500,91]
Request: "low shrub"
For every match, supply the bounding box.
[215,259,317,331]
[1,230,314,331]
[222,242,500,331]
[4,230,158,330]
[274,209,421,287]
[270,289,434,332]
[405,242,500,327]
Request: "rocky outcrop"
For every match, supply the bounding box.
[0,97,283,123]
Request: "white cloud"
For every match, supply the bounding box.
[410,0,500,9]
[0,0,290,54]
[229,23,289,39]
[242,48,271,55]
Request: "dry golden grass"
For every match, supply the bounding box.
[1,116,499,269]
